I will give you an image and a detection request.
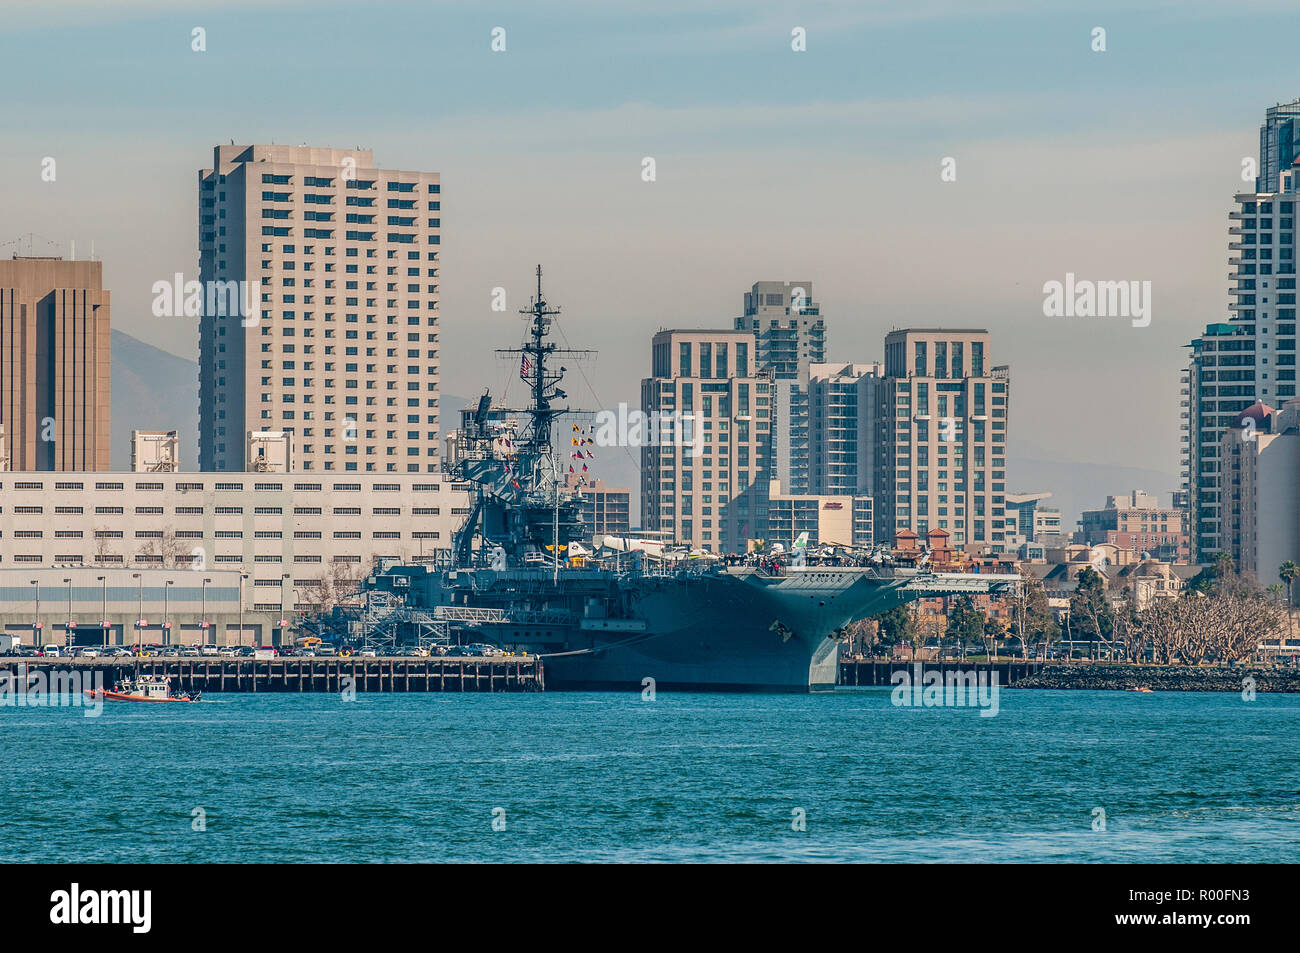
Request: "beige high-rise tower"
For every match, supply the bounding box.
[877,329,1009,550]
[641,329,771,552]
[0,257,112,471]
[198,144,441,473]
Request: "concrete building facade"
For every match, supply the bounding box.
[0,258,111,471]
[0,567,278,648]
[1078,489,1192,564]
[198,144,441,474]
[0,473,470,608]
[807,361,883,498]
[1219,401,1300,581]
[566,474,632,537]
[764,480,871,551]
[876,329,1009,550]
[641,329,771,552]
[733,281,826,494]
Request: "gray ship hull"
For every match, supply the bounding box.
[543,567,920,692]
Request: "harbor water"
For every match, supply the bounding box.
[2,689,1297,863]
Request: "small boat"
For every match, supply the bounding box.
[1128,686,1154,693]
[84,674,201,704]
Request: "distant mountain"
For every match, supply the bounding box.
[110,330,196,470]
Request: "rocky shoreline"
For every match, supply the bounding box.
[1012,664,1300,693]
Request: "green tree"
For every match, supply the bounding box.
[1070,566,1115,657]
[1279,560,1299,638]
[873,604,912,648]
[946,595,986,659]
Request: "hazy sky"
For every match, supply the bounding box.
[5,0,1300,504]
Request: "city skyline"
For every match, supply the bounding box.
[10,0,1300,511]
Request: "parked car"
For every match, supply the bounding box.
[77,647,102,659]
[253,645,278,659]
[199,644,220,657]
[39,645,64,658]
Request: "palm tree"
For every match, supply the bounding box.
[1279,560,1299,638]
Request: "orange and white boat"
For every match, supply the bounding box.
[1128,686,1154,694]
[85,674,201,704]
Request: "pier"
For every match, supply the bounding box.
[0,656,544,693]
[839,658,1044,686]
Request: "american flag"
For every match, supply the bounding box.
[519,355,531,380]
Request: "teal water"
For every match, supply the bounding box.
[2,689,1297,863]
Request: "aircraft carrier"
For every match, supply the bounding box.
[374,267,1019,692]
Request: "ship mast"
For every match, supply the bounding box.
[496,264,594,488]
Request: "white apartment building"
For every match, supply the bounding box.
[1219,402,1300,580]
[198,144,442,474]
[1184,102,1300,558]
[0,473,471,612]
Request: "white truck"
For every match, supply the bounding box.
[0,634,20,655]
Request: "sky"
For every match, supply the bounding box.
[5,0,1300,509]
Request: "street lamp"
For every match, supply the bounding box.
[30,580,40,647]
[132,572,143,653]
[200,577,212,646]
[238,571,249,649]
[97,576,107,649]
[278,572,292,647]
[163,580,175,646]
[63,577,73,649]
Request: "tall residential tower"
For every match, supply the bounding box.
[198,144,442,473]
[733,280,825,494]
[876,329,1009,550]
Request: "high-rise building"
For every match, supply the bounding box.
[198,144,441,473]
[733,281,825,494]
[1256,99,1300,194]
[1183,323,1257,556]
[1217,401,1300,580]
[0,257,111,471]
[640,329,771,552]
[1183,102,1300,558]
[807,361,883,497]
[875,329,1008,550]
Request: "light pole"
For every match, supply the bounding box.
[97,576,107,649]
[163,580,175,646]
[238,572,248,649]
[63,577,73,649]
[132,572,143,653]
[279,572,291,647]
[30,580,40,647]
[200,577,212,647]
